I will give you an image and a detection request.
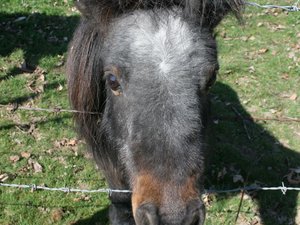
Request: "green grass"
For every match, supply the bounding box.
[0,0,299,224]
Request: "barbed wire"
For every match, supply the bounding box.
[1,182,299,195]
[1,103,299,123]
[247,1,300,12]
[0,104,100,115]
[0,183,131,194]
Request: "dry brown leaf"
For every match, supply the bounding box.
[51,208,64,222]
[0,173,9,182]
[54,138,79,148]
[281,73,289,80]
[249,66,255,73]
[9,155,20,163]
[202,193,214,207]
[67,139,78,146]
[21,152,31,159]
[257,22,263,27]
[73,195,91,202]
[57,84,63,91]
[248,36,256,41]
[289,93,298,101]
[258,48,268,54]
[28,159,43,173]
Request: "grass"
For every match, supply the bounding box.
[0,0,299,224]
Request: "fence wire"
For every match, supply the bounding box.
[1,182,299,195]
[1,103,299,123]
[0,104,100,115]
[247,1,300,12]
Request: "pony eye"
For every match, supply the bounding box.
[105,72,122,96]
[107,74,120,91]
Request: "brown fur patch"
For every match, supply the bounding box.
[132,173,162,215]
[132,173,200,216]
[180,175,200,202]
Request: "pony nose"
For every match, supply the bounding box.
[134,201,205,225]
[183,200,206,225]
[135,203,159,225]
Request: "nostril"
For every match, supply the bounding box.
[191,216,199,225]
[184,200,205,225]
[134,203,159,225]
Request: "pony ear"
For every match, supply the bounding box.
[74,0,116,20]
[187,0,244,28]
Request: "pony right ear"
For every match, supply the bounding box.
[74,0,121,20]
[74,0,102,19]
[187,0,244,29]
[74,0,89,16]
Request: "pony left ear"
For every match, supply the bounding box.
[187,0,244,28]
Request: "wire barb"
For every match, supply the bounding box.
[246,1,300,12]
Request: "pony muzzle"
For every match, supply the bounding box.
[132,173,205,225]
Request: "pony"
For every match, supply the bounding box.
[66,1,244,224]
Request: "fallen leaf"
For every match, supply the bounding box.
[270,109,278,114]
[73,195,91,202]
[0,173,9,182]
[67,139,78,146]
[56,84,63,91]
[289,93,298,101]
[9,155,20,163]
[249,66,255,73]
[51,208,64,222]
[248,36,256,41]
[258,48,268,54]
[257,22,263,27]
[202,193,215,207]
[281,73,289,80]
[21,152,31,159]
[28,159,43,173]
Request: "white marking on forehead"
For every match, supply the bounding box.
[131,14,193,75]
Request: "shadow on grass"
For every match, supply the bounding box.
[0,114,72,131]
[73,207,109,225]
[0,12,79,66]
[0,67,23,82]
[206,82,299,225]
[0,93,39,105]
[0,12,79,105]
